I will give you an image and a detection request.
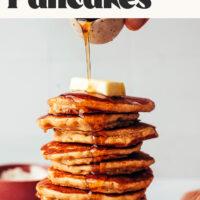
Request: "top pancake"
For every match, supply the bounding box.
[48,92,155,115]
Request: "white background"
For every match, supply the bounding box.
[0,19,200,184]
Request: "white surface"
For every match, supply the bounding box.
[148,179,200,200]
[0,19,200,178]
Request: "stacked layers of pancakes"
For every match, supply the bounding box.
[36,92,158,200]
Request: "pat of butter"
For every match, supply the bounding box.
[69,77,126,97]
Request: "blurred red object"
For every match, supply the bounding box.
[125,18,149,31]
[0,164,47,200]
[181,190,200,200]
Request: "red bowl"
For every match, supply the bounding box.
[0,164,47,200]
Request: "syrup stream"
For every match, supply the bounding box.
[77,19,93,80]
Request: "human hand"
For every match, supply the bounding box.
[181,190,200,200]
[71,18,149,44]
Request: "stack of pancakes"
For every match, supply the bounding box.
[36,92,158,200]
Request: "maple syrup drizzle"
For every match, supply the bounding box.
[84,23,92,80]
[77,19,94,80]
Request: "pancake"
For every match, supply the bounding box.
[36,179,145,200]
[39,197,146,200]
[48,168,153,194]
[53,123,158,147]
[48,92,155,115]
[51,152,155,175]
[55,154,127,166]
[41,141,142,164]
[38,113,139,132]
[38,194,146,200]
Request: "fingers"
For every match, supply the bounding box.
[181,190,200,200]
[125,18,149,31]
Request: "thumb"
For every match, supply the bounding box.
[181,190,200,200]
[125,18,149,31]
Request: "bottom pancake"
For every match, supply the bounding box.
[37,179,145,200]
[51,152,155,175]
[39,196,146,200]
[48,168,153,194]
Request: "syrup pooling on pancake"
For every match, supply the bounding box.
[48,92,155,115]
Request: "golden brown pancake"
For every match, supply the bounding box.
[39,196,146,200]
[38,113,139,132]
[41,141,142,164]
[55,154,127,166]
[37,179,145,200]
[53,123,158,147]
[39,197,146,200]
[48,168,153,194]
[48,92,155,115]
[51,152,155,175]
